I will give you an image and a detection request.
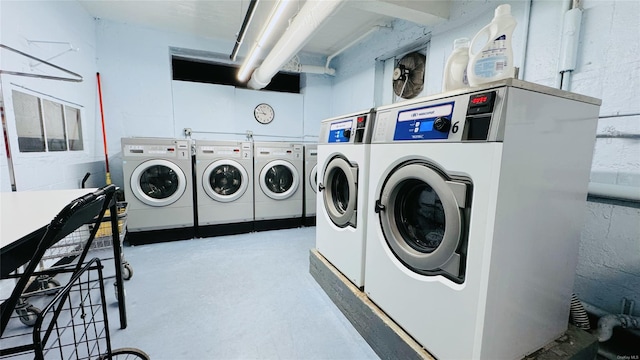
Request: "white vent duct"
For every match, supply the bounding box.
[248,0,345,89]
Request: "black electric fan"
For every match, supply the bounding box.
[393,52,426,99]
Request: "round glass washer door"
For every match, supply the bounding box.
[322,156,358,228]
[203,159,249,203]
[378,163,465,272]
[259,160,300,200]
[310,164,318,193]
[131,159,186,207]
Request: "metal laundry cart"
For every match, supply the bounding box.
[0,185,129,340]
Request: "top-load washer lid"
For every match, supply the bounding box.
[259,159,300,200]
[203,159,249,202]
[374,161,471,283]
[131,159,187,207]
[320,155,358,228]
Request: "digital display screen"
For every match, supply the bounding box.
[471,95,489,105]
[419,120,434,132]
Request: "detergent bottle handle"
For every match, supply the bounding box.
[468,24,492,58]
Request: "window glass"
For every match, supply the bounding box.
[12,90,45,152]
[140,165,179,199]
[210,165,242,195]
[265,165,293,193]
[330,169,349,213]
[42,99,67,151]
[395,180,446,253]
[65,106,83,150]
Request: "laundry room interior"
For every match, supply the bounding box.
[0,0,638,359]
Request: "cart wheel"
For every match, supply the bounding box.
[122,263,133,280]
[17,305,41,326]
[98,347,150,360]
[43,277,61,295]
[46,278,61,288]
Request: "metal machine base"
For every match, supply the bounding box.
[309,249,598,360]
[125,227,195,245]
[254,218,303,232]
[196,222,254,238]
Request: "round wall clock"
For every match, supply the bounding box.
[254,103,275,124]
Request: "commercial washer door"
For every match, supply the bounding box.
[259,160,300,200]
[203,159,249,203]
[310,164,318,194]
[320,156,358,228]
[131,159,187,207]
[375,162,469,282]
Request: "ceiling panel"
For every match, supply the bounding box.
[79,0,449,60]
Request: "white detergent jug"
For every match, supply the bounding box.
[442,38,470,92]
[467,4,517,86]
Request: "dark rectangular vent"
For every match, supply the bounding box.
[172,57,300,94]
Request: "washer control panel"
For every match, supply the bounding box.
[392,102,455,141]
[318,110,376,145]
[372,87,505,143]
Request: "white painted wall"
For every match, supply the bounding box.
[0,0,637,318]
[0,0,105,191]
[327,0,640,316]
[95,20,331,188]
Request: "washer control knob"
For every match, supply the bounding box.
[433,117,451,132]
[343,129,352,139]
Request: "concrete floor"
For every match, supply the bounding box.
[108,227,379,360]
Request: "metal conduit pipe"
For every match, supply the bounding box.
[248,0,345,89]
[230,0,260,61]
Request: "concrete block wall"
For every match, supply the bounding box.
[327,0,640,316]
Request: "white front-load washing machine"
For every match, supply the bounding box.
[122,137,195,244]
[315,110,376,288]
[303,143,318,226]
[194,140,253,237]
[364,79,600,359]
[253,142,304,231]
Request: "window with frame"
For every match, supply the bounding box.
[12,90,83,152]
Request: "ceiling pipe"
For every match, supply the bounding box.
[237,0,296,82]
[325,25,391,73]
[248,0,346,89]
[230,0,260,61]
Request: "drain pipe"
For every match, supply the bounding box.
[581,300,640,342]
[597,314,640,342]
[248,0,345,89]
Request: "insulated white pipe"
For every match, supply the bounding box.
[238,0,296,82]
[299,64,336,75]
[588,182,640,202]
[325,25,389,70]
[248,0,345,89]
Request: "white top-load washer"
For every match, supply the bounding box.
[364,79,601,359]
[194,140,253,237]
[253,141,304,230]
[122,137,194,243]
[303,143,318,225]
[315,110,376,288]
